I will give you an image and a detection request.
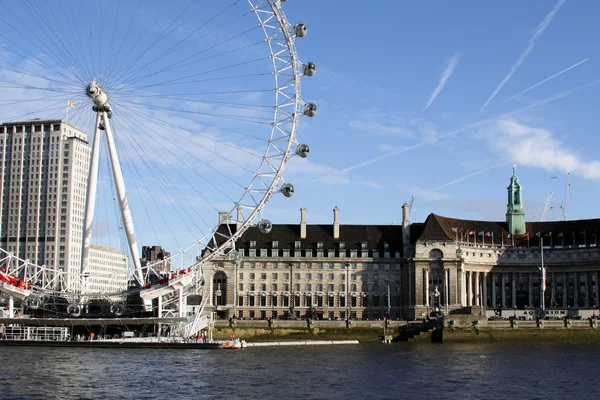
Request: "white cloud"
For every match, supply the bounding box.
[423,52,461,111]
[481,0,566,111]
[482,119,600,179]
[410,187,451,202]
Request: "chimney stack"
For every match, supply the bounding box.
[236,206,243,230]
[402,203,411,256]
[300,207,307,239]
[218,211,229,225]
[333,206,340,239]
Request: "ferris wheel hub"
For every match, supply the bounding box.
[86,80,111,110]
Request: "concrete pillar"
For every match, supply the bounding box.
[483,273,488,308]
[512,273,517,308]
[8,295,14,318]
[562,272,567,307]
[300,208,307,239]
[474,272,480,306]
[178,288,184,318]
[501,273,506,308]
[467,271,472,306]
[491,273,497,308]
[158,295,163,318]
[574,272,579,308]
[424,269,429,307]
[333,207,340,239]
[527,272,533,307]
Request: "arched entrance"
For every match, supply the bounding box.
[213,271,227,308]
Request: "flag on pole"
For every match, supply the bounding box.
[67,101,75,107]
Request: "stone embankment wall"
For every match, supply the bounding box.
[214,317,600,344]
[213,320,399,342]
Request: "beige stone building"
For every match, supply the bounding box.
[203,169,600,321]
[0,120,90,291]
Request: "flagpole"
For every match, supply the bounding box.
[66,103,69,125]
[541,235,546,313]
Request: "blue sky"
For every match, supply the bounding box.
[1,0,600,260]
[278,0,600,226]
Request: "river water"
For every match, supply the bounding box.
[0,343,597,399]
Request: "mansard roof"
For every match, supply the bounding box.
[418,213,600,246]
[212,223,405,254]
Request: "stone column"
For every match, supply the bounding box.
[512,273,517,308]
[563,272,567,307]
[424,269,429,307]
[594,272,600,308]
[483,273,488,308]
[528,273,534,308]
[460,268,466,306]
[491,273,497,308]
[551,272,556,307]
[467,271,472,306]
[574,272,579,308]
[443,269,449,306]
[585,272,590,308]
[408,266,412,306]
[474,272,480,306]
[501,272,506,308]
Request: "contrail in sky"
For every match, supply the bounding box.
[481,0,567,111]
[484,58,589,113]
[341,78,600,174]
[423,52,461,111]
[431,165,500,191]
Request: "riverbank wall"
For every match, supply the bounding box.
[214,317,600,344]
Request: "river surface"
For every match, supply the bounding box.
[0,342,597,399]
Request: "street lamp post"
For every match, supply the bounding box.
[289,263,294,319]
[345,263,350,322]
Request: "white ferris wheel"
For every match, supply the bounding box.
[0,0,316,318]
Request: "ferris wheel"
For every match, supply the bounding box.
[0,0,315,317]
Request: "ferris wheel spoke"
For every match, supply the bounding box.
[108,0,203,86]
[113,113,226,219]
[115,0,246,87]
[109,117,182,249]
[115,106,248,198]
[19,0,89,85]
[0,1,84,84]
[113,102,262,169]
[120,27,262,88]
[112,120,202,242]
[114,122,207,241]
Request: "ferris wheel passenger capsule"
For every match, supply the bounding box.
[110,303,125,317]
[67,303,81,317]
[257,219,273,234]
[303,103,317,117]
[294,23,307,38]
[303,62,316,77]
[27,297,41,310]
[296,144,310,158]
[281,183,295,197]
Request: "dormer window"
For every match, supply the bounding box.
[339,242,345,249]
[384,242,389,250]
[272,241,279,249]
[283,249,290,257]
[317,241,323,249]
[327,249,335,258]
[260,249,267,257]
[350,249,357,258]
[361,242,367,249]
[250,241,256,248]
[305,249,313,258]
[295,241,301,249]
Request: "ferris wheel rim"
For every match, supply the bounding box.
[0,0,310,301]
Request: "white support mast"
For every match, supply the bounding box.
[82,81,144,286]
[81,113,102,281]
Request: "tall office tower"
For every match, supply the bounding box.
[0,119,90,291]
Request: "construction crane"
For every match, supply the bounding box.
[560,172,571,221]
[540,191,553,222]
[409,195,416,212]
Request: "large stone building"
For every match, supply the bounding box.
[0,119,128,293]
[202,169,600,320]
